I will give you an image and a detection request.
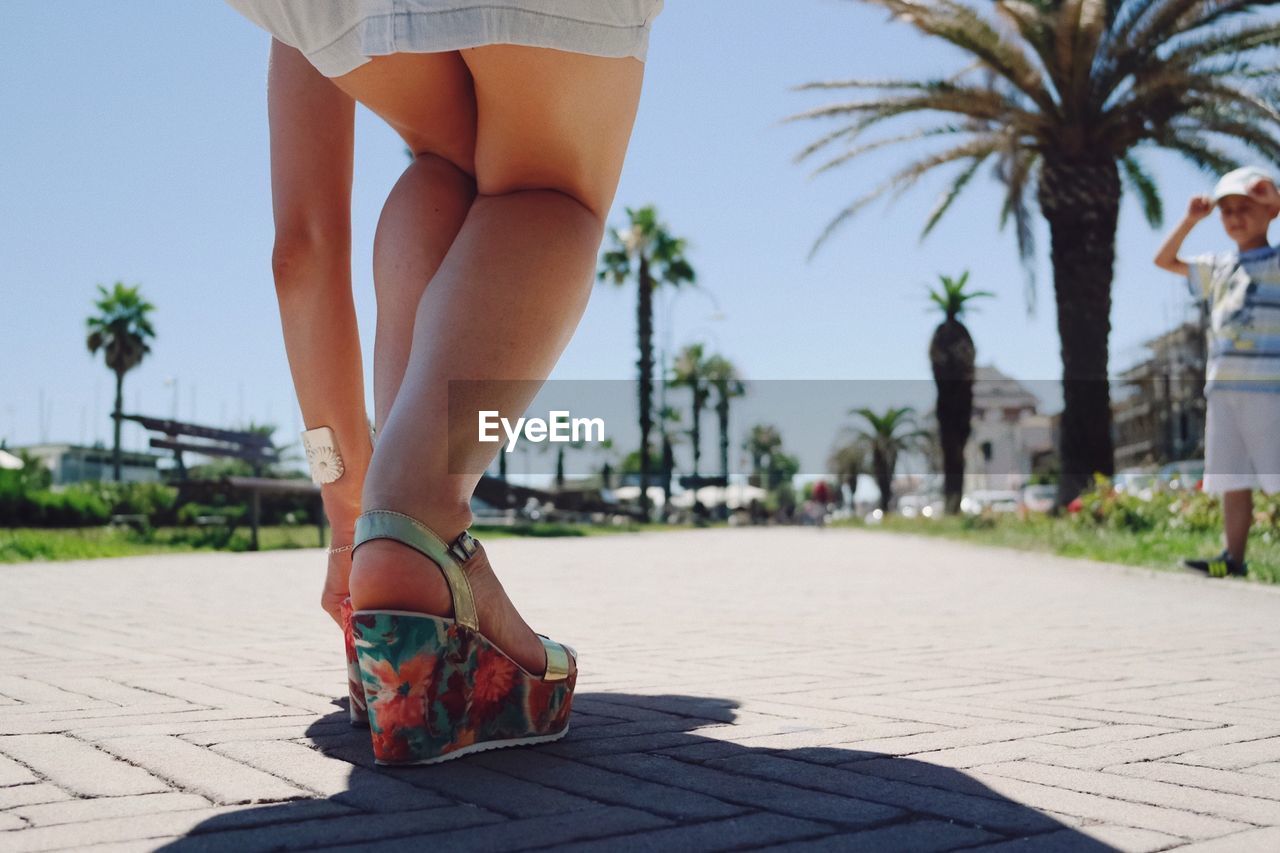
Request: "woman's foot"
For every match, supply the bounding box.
[349,538,557,677]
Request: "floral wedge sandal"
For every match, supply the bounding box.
[340,596,369,726]
[349,509,577,766]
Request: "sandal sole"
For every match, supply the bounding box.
[374,722,570,766]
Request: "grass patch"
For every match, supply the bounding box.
[835,514,1280,584]
[0,520,689,563]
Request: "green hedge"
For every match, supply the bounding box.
[0,470,315,529]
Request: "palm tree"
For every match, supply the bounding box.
[791,0,1280,502]
[86,282,156,481]
[852,406,923,513]
[705,354,746,490]
[599,206,696,518]
[671,343,713,480]
[744,424,782,489]
[828,440,865,506]
[928,271,993,514]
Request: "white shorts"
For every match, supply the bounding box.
[225,0,664,78]
[1203,389,1280,494]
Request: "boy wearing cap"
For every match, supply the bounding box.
[1154,166,1280,578]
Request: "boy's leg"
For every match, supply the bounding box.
[1234,388,1280,565]
[1222,489,1253,563]
[1188,390,1252,576]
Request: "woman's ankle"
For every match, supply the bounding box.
[347,500,475,612]
[349,539,454,614]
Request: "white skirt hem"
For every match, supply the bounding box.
[243,4,659,77]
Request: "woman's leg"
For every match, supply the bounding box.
[370,154,477,432]
[339,45,646,675]
[267,50,477,624]
[265,41,368,625]
[329,52,480,432]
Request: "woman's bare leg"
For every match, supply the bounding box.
[268,50,478,624]
[266,41,369,625]
[338,45,646,675]
[370,155,477,432]
[329,52,480,432]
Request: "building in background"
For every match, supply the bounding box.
[17,443,163,485]
[1112,322,1206,470]
[963,366,1057,491]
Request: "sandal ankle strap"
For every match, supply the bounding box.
[353,510,480,631]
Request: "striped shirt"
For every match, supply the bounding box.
[1187,245,1280,394]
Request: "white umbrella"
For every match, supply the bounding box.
[610,485,666,507]
[669,483,767,509]
[0,449,23,470]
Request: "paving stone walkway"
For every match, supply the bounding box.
[2,527,1280,851]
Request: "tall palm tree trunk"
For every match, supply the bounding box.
[717,398,729,482]
[112,370,125,482]
[873,450,892,513]
[636,257,654,518]
[932,333,973,515]
[716,398,730,519]
[690,405,702,478]
[1039,159,1119,504]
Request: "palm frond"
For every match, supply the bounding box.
[994,0,1060,89]
[1097,0,1262,100]
[1160,21,1280,67]
[808,136,1003,260]
[784,87,1038,128]
[1104,72,1280,148]
[1120,152,1164,227]
[791,78,958,93]
[994,145,1040,313]
[1057,0,1108,112]
[921,155,988,238]
[806,123,976,178]
[1155,130,1241,176]
[864,0,1058,114]
[1172,108,1280,164]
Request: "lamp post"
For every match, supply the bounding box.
[164,376,180,421]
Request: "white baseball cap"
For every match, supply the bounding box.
[1213,165,1277,203]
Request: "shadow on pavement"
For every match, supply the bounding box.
[159,693,1106,851]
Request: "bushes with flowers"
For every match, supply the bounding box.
[848,475,1280,584]
[1069,474,1280,542]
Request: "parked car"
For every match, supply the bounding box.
[1114,466,1157,500]
[960,490,1021,515]
[897,494,944,519]
[1021,483,1057,513]
[1158,459,1204,491]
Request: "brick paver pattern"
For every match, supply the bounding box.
[2,528,1280,851]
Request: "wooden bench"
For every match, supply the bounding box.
[122,415,323,550]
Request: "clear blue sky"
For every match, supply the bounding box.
[2,0,1222,457]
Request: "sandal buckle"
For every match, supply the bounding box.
[449,530,478,563]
